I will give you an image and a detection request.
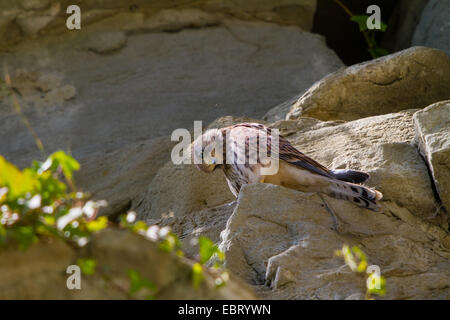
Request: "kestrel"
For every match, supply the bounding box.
[191,123,383,211]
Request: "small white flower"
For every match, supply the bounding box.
[27,194,41,209]
[0,187,8,198]
[39,158,52,173]
[159,226,171,238]
[126,211,136,223]
[57,207,83,230]
[146,225,160,241]
[83,201,96,218]
[42,206,54,214]
[77,237,88,247]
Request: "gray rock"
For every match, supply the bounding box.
[0,19,342,177]
[19,0,50,11]
[413,0,450,57]
[83,31,128,54]
[143,9,219,32]
[285,47,450,122]
[382,0,429,52]
[219,183,450,299]
[135,160,235,222]
[15,2,60,36]
[74,136,177,218]
[413,100,450,211]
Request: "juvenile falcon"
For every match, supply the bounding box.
[191,123,382,211]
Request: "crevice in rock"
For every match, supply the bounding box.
[367,77,403,86]
[414,145,447,224]
[107,199,132,223]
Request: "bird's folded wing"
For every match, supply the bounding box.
[269,135,333,179]
[224,123,333,179]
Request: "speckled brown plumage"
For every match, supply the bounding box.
[191,123,382,211]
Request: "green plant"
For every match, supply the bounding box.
[119,212,229,290]
[194,236,228,288]
[335,244,386,299]
[1,69,229,298]
[0,151,108,250]
[128,269,157,300]
[335,0,389,59]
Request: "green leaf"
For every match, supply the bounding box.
[128,269,156,296]
[192,262,204,288]
[198,236,224,264]
[368,47,389,58]
[350,15,369,32]
[77,258,96,275]
[13,226,38,250]
[0,156,37,201]
[49,151,80,180]
[159,232,181,253]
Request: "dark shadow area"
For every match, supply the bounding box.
[313,0,398,65]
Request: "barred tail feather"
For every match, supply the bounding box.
[324,179,383,211]
[330,169,370,184]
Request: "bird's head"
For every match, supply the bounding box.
[191,128,223,173]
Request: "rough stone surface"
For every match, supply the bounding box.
[219,184,450,300]
[382,0,429,52]
[143,9,220,32]
[0,0,317,46]
[0,20,342,171]
[74,136,177,218]
[161,203,236,259]
[19,0,50,11]
[413,101,450,212]
[285,47,450,122]
[83,31,128,54]
[412,0,450,57]
[0,229,257,299]
[135,160,235,223]
[15,2,60,36]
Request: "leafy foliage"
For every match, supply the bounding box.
[198,236,224,264]
[350,15,388,59]
[128,269,157,300]
[0,151,107,250]
[193,236,228,288]
[77,258,96,275]
[0,151,230,298]
[334,0,389,59]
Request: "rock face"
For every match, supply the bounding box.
[413,101,450,212]
[0,16,342,220]
[74,136,177,218]
[412,0,450,57]
[382,0,429,53]
[0,0,317,46]
[135,160,235,224]
[0,19,342,168]
[284,47,450,121]
[2,0,449,301]
[219,184,450,300]
[141,109,450,299]
[0,228,257,299]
